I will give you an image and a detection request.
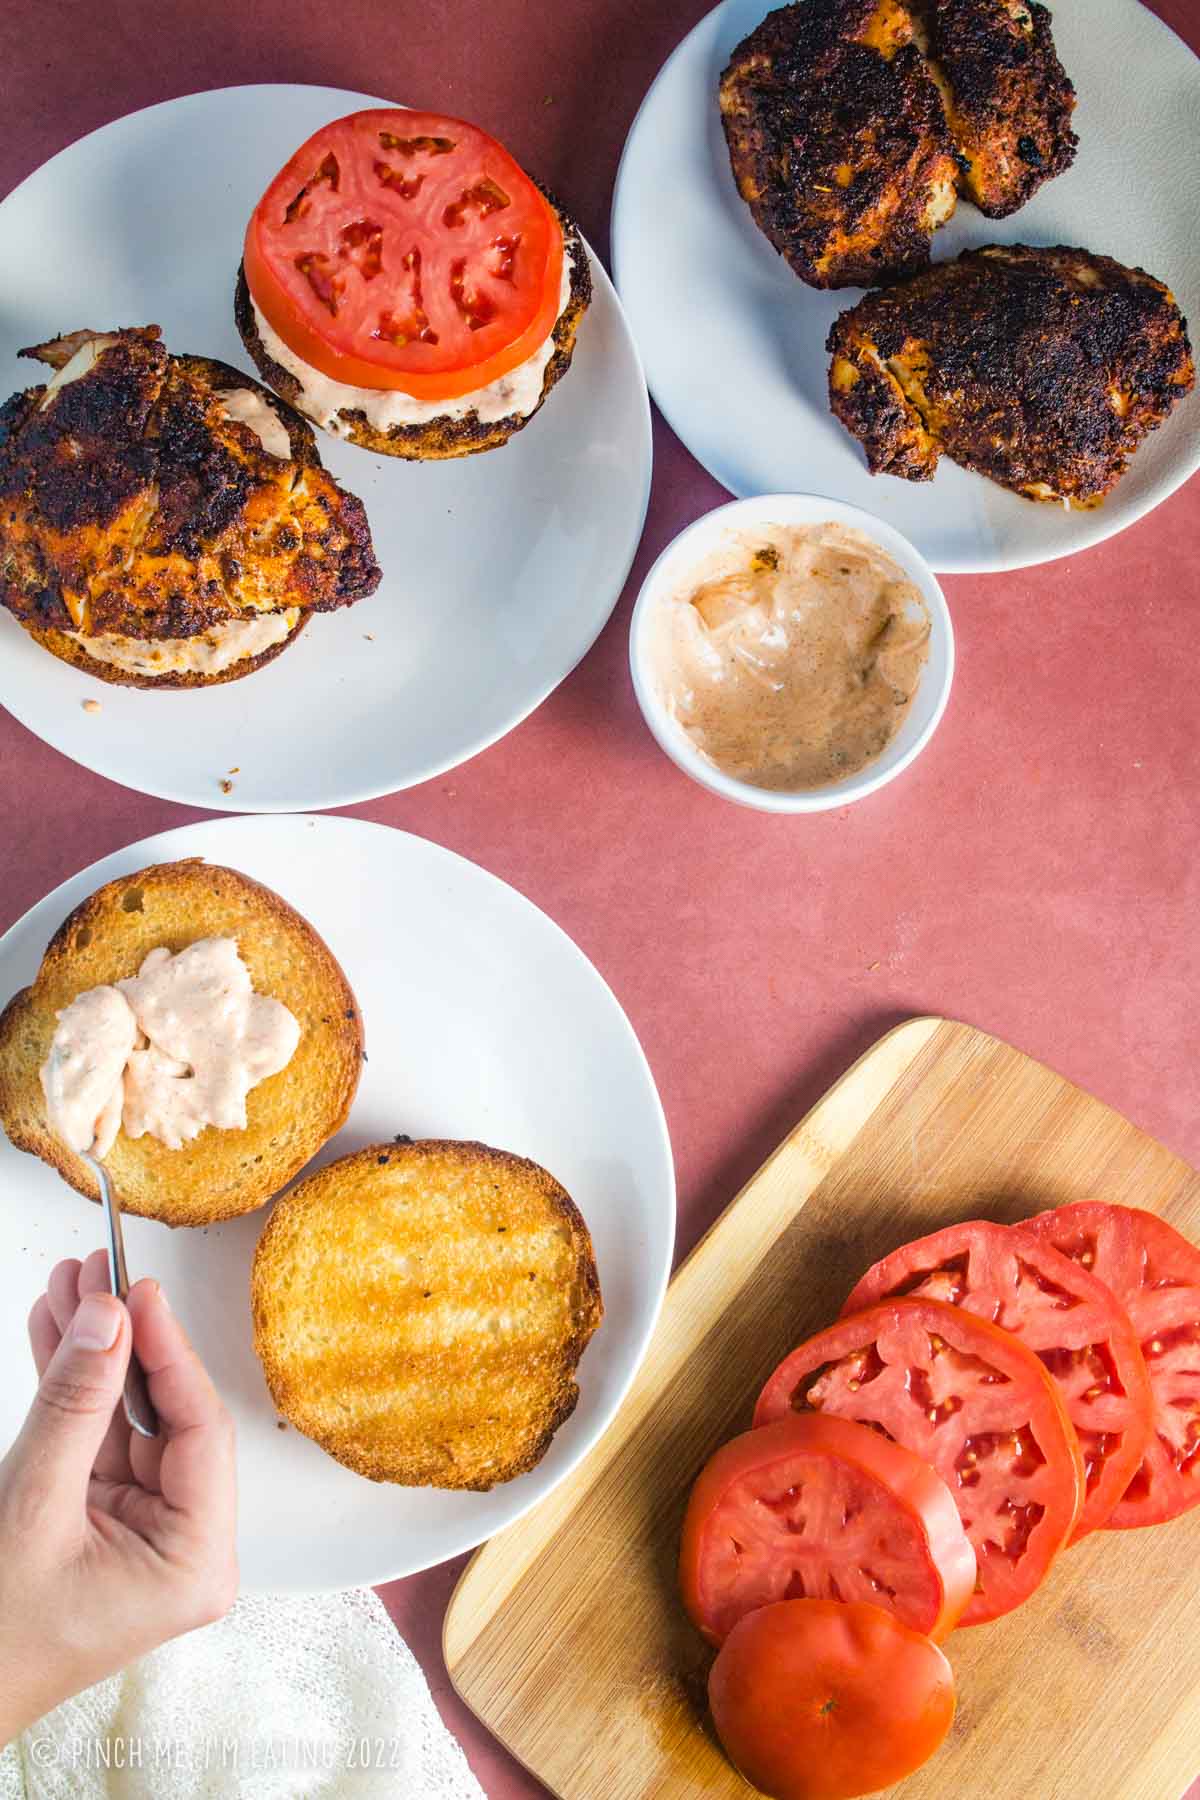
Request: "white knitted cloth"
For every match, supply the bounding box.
[0,1589,485,1799]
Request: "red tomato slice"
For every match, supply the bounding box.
[244,110,565,401]
[708,1599,956,1800]
[841,1219,1154,1541]
[754,1297,1085,1625]
[1022,1201,1200,1528]
[679,1415,975,1647]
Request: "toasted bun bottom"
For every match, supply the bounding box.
[0,860,363,1224]
[252,1139,603,1488]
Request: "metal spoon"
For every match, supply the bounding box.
[80,1151,159,1438]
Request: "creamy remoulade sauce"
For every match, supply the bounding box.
[250,245,575,435]
[40,938,300,1156]
[69,608,301,678]
[217,387,292,459]
[653,524,930,792]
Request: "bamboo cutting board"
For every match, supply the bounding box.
[444,1018,1200,1800]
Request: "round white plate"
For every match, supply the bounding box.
[0,815,675,1591]
[613,0,1200,573]
[0,86,652,810]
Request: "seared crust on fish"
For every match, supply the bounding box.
[920,0,1076,218]
[827,245,1195,503]
[720,0,960,289]
[719,0,1076,287]
[0,329,380,685]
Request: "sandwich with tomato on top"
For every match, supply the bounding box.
[235,110,592,461]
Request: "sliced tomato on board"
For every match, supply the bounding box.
[841,1219,1154,1541]
[754,1297,1085,1625]
[708,1599,956,1800]
[1021,1201,1200,1528]
[244,109,565,401]
[679,1414,975,1647]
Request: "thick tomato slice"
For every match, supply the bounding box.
[680,1415,975,1647]
[244,110,565,401]
[754,1297,1085,1625]
[1022,1201,1200,1528]
[842,1219,1154,1541]
[708,1599,956,1800]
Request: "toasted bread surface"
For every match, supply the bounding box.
[0,860,363,1225]
[251,1139,604,1489]
[234,201,591,460]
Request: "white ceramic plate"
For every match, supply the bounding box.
[0,86,652,810]
[612,0,1200,573]
[0,815,675,1591]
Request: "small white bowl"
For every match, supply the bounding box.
[629,493,955,814]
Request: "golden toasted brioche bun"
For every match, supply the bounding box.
[251,1139,603,1488]
[0,860,363,1225]
[234,201,592,461]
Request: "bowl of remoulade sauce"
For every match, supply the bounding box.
[629,495,954,813]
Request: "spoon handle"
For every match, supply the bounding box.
[89,1155,159,1439]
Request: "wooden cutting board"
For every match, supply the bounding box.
[444,1018,1200,1800]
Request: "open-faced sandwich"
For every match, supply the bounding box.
[235,109,591,460]
[0,328,381,686]
[0,859,363,1225]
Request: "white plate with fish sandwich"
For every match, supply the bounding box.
[0,86,652,809]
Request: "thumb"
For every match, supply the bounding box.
[9,1293,130,1513]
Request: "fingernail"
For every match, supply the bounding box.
[153,1281,170,1311]
[68,1293,122,1351]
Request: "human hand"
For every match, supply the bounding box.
[0,1251,238,1743]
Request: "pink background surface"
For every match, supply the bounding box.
[1,2,1198,1795]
